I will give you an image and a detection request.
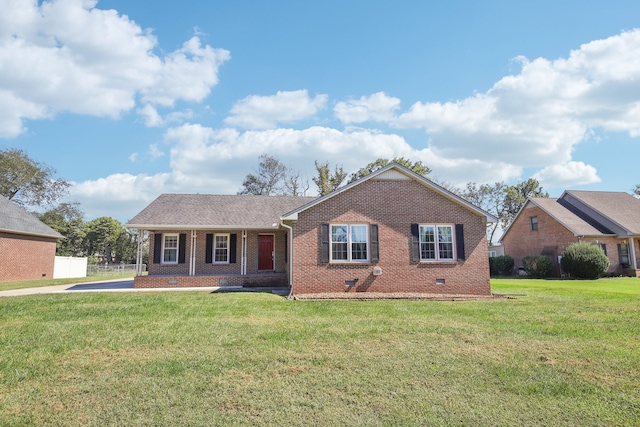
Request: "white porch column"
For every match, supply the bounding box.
[629,237,638,270]
[241,230,247,275]
[136,229,144,276]
[189,230,197,276]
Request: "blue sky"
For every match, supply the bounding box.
[2,0,640,221]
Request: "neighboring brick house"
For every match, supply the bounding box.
[0,196,62,282]
[500,190,640,277]
[126,163,497,296]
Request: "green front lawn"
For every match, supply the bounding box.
[0,278,638,426]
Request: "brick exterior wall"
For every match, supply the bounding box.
[289,179,491,295]
[0,232,57,282]
[502,204,639,276]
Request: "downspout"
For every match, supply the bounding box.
[280,220,294,299]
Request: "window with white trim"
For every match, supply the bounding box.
[214,234,230,263]
[419,225,455,261]
[330,224,369,262]
[162,234,179,264]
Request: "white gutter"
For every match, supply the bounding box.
[279,220,294,299]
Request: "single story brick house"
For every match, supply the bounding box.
[500,190,640,277]
[0,196,62,282]
[126,163,497,296]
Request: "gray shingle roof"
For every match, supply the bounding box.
[125,194,317,229]
[564,190,640,234]
[0,196,62,238]
[530,197,613,236]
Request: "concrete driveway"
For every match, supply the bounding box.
[0,278,221,297]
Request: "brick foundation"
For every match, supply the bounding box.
[134,273,288,288]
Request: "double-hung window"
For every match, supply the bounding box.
[419,225,455,261]
[619,243,630,266]
[530,216,538,231]
[213,234,230,263]
[330,224,369,262]
[162,234,179,264]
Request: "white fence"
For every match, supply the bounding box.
[54,256,88,279]
[86,263,144,277]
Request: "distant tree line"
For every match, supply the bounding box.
[0,147,143,264]
[238,154,550,243]
[37,203,144,264]
[2,147,638,256]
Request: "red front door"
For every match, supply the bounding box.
[258,235,274,271]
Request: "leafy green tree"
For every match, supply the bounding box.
[83,217,129,264]
[37,203,85,256]
[112,228,141,264]
[0,148,70,208]
[461,182,508,243]
[313,161,347,196]
[461,178,548,244]
[503,178,548,225]
[633,184,640,197]
[238,154,288,195]
[348,157,432,183]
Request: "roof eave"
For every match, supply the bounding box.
[0,227,62,239]
[562,190,638,235]
[125,224,281,231]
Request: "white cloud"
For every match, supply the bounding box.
[224,90,328,129]
[137,104,163,127]
[69,172,174,220]
[141,36,230,107]
[334,92,401,124]
[532,161,601,188]
[386,29,640,188]
[148,144,165,160]
[137,104,194,127]
[129,152,138,162]
[70,123,524,221]
[66,29,640,220]
[0,0,229,137]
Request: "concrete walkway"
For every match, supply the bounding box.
[0,278,221,297]
[0,278,290,297]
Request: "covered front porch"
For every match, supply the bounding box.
[132,227,291,288]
